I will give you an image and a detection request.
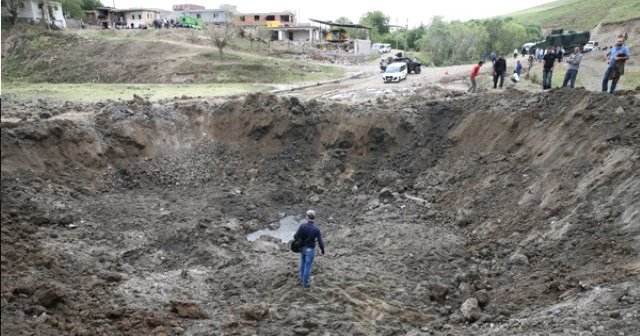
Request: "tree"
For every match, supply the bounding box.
[80,0,102,10]
[207,11,237,61]
[61,0,83,18]
[2,0,24,24]
[359,11,390,37]
[334,17,352,24]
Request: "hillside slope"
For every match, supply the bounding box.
[1,27,342,84]
[507,0,640,31]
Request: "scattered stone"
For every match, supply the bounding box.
[243,305,269,321]
[34,285,64,308]
[509,252,529,265]
[460,298,481,322]
[170,300,209,319]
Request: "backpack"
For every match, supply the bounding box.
[290,238,302,253]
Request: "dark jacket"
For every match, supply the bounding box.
[294,221,325,254]
[493,57,507,74]
[543,52,557,70]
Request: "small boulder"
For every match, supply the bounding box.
[460,297,481,322]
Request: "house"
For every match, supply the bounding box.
[84,7,117,28]
[236,11,296,27]
[1,0,66,28]
[172,4,205,11]
[115,8,160,28]
[269,23,321,42]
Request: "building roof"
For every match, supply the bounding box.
[239,11,295,15]
[309,19,371,29]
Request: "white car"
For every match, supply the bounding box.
[372,43,391,53]
[583,41,598,52]
[382,62,407,83]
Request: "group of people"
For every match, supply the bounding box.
[468,34,630,94]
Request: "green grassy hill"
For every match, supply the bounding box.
[505,0,640,31]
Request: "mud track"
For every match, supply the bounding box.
[1,87,639,336]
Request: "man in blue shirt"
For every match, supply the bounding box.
[602,35,631,93]
[293,210,325,288]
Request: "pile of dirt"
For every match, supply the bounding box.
[1,88,639,335]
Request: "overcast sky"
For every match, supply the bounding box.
[110,0,557,27]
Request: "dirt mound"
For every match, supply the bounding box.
[1,89,639,335]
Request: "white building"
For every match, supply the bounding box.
[1,0,66,28]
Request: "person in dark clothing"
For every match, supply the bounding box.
[293,210,325,288]
[542,46,557,90]
[493,53,507,89]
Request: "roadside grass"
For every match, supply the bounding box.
[506,0,640,30]
[3,28,346,84]
[0,83,274,102]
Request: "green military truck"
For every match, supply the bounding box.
[533,28,591,50]
[178,16,203,29]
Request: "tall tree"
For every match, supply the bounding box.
[2,0,24,24]
[80,0,102,10]
[359,11,390,36]
[61,0,83,18]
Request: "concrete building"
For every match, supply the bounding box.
[172,4,205,11]
[1,0,66,28]
[236,11,296,27]
[116,8,160,28]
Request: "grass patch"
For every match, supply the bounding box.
[506,0,640,30]
[1,82,274,102]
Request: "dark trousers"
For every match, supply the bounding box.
[493,72,504,88]
[602,67,619,93]
[562,69,578,88]
[542,69,553,90]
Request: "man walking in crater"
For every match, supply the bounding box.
[293,210,325,288]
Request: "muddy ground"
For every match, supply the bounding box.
[1,85,639,336]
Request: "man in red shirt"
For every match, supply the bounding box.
[468,61,484,93]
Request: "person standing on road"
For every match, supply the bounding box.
[493,53,507,89]
[602,35,631,94]
[513,48,518,59]
[490,50,496,64]
[293,210,325,288]
[468,61,484,93]
[562,46,583,88]
[542,46,557,90]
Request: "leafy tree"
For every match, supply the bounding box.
[334,17,352,24]
[61,0,83,18]
[2,0,24,24]
[80,0,102,10]
[359,10,390,38]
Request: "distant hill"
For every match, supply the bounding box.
[505,0,640,31]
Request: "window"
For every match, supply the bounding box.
[280,15,289,22]
[138,14,141,19]
[254,15,260,21]
[239,16,245,21]
[265,15,275,21]
[196,14,201,18]
[132,15,135,19]
[213,13,218,18]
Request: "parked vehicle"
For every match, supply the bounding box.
[372,43,391,53]
[583,41,599,52]
[382,62,408,83]
[380,55,422,74]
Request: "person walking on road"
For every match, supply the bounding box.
[493,53,507,89]
[542,46,557,90]
[562,46,583,88]
[468,61,484,93]
[602,35,631,94]
[293,210,325,288]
